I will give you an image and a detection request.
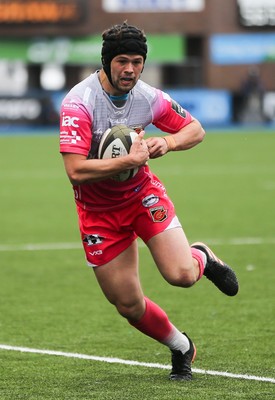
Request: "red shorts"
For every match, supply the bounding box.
[77,179,181,267]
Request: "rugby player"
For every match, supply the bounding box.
[60,22,239,381]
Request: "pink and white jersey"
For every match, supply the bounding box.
[60,71,193,211]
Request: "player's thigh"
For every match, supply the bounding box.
[147,227,194,284]
[93,239,144,308]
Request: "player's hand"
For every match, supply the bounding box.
[129,131,150,166]
[145,137,169,158]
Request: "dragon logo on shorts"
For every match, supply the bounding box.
[149,206,168,223]
[83,234,104,246]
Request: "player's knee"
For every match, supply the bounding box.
[165,268,197,288]
[115,299,145,321]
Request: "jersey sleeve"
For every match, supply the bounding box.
[152,90,193,133]
[59,98,92,157]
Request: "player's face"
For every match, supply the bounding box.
[110,54,144,94]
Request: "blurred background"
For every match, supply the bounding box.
[0,0,274,132]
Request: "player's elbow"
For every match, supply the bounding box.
[198,126,206,143]
[62,154,88,185]
[193,119,206,143]
[68,174,81,186]
[69,176,82,186]
[66,169,85,185]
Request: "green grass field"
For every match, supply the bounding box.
[0,130,274,399]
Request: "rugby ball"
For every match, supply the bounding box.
[98,125,139,182]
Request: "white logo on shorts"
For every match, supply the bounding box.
[89,250,103,256]
[142,194,159,208]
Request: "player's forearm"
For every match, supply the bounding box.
[165,119,205,151]
[62,154,139,185]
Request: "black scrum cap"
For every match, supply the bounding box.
[101,22,147,86]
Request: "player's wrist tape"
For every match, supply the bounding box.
[163,135,176,151]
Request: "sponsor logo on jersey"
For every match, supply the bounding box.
[83,234,104,246]
[62,114,80,127]
[109,118,128,125]
[151,179,166,192]
[60,130,81,145]
[149,206,168,222]
[71,130,81,144]
[63,102,79,110]
[142,194,159,208]
[92,129,104,145]
[114,109,125,115]
[171,100,187,118]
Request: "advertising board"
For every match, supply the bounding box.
[210,33,275,64]
[0,35,185,64]
[166,89,232,126]
[237,0,275,27]
[102,0,204,12]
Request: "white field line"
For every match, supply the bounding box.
[0,344,274,384]
[0,242,82,251]
[0,237,275,252]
